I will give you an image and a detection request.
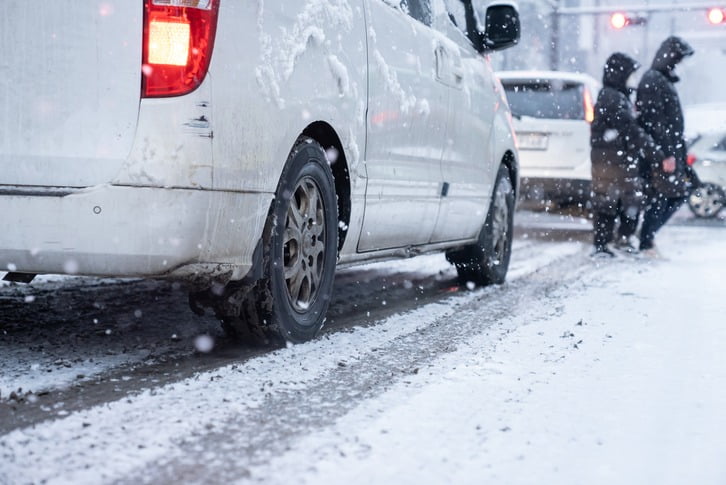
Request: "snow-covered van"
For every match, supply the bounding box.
[0,0,520,343]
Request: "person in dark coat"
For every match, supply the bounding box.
[636,36,696,253]
[590,52,669,257]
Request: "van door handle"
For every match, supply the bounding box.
[434,45,447,80]
[435,45,463,86]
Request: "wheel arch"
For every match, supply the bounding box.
[301,121,352,253]
[500,149,519,200]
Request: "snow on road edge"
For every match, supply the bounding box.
[0,239,556,399]
[0,243,582,484]
[245,226,726,485]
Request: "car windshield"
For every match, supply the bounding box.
[502,80,585,120]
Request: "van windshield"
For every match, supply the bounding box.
[502,80,585,120]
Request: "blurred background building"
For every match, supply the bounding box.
[492,1,726,106]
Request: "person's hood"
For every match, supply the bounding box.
[602,52,640,94]
[652,36,695,81]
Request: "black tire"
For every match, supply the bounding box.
[688,182,724,219]
[224,138,338,344]
[446,165,514,286]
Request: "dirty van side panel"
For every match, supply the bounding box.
[0,1,142,187]
[357,0,447,250]
[209,1,368,196]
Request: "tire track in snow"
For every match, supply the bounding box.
[0,216,563,405]
[122,243,594,485]
[0,241,590,485]
[0,237,547,431]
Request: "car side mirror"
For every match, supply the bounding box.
[477,3,520,52]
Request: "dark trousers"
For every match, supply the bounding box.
[639,194,687,250]
[593,201,639,250]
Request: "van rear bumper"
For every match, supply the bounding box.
[519,177,591,205]
[0,184,270,280]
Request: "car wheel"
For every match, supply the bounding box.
[446,165,514,286]
[688,182,725,218]
[223,138,338,344]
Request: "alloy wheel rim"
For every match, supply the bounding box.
[490,177,512,265]
[283,176,326,312]
[689,186,724,218]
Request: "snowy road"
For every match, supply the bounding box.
[1,209,724,484]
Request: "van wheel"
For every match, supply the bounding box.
[446,165,514,286]
[224,138,338,344]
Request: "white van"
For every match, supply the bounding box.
[0,0,520,343]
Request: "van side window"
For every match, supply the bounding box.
[443,0,466,31]
[442,0,480,49]
[401,0,432,26]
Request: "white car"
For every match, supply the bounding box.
[687,131,726,218]
[0,0,520,343]
[498,71,600,207]
[684,103,726,218]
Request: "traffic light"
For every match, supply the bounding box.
[609,12,647,29]
[610,12,627,29]
[707,7,725,24]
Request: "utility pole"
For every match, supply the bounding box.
[546,0,561,70]
[643,0,650,60]
[550,7,560,69]
[594,0,601,56]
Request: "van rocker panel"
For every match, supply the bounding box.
[0,185,270,279]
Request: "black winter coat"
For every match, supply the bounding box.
[636,36,696,198]
[590,53,663,214]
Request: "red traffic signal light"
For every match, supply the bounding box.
[707,7,725,24]
[610,12,628,29]
[609,12,647,29]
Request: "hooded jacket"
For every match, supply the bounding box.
[636,36,696,198]
[590,52,664,213]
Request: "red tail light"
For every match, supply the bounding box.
[142,0,220,98]
[687,153,697,166]
[583,87,594,124]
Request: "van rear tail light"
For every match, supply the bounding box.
[583,87,594,124]
[142,0,219,98]
[687,153,697,166]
